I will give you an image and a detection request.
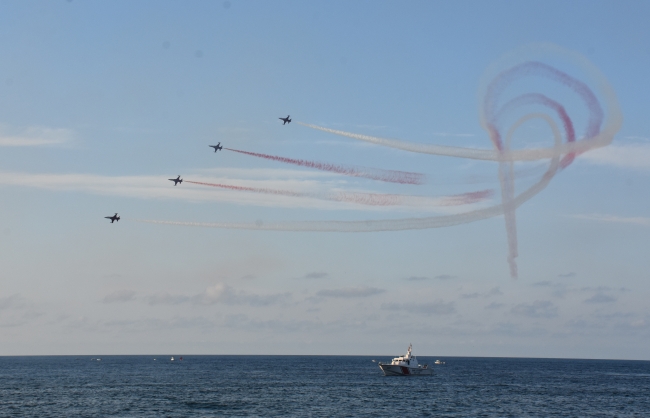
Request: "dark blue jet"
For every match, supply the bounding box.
[105,213,120,223]
[169,175,183,186]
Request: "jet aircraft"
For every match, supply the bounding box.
[169,175,183,186]
[209,142,223,152]
[279,115,291,125]
[105,213,120,223]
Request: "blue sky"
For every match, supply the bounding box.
[0,1,649,359]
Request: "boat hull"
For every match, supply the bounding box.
[379,364,433,376]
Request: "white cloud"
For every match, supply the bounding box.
[0,125,73,146]
[580,144,650,171]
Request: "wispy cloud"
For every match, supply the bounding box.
[240,274,257,280]
[584,293,617,304]
[146,292,190,306]
[558,272,576,278]
[487,287,503,296]
[403,274,456,281]
[102,290,136,303]
[302,272,329,279]
[316,287,385,298]
[532,281,554,287]
[194,284,292,307]
[459,287,502,299]
[0,294,25,310]
[223,314,320,333]
[570,214,650,227]
[0,125,73,147]
[511,300,558,318]
[382,300,455,315]
[580,144,650,171]
[0,294,43,328]
[404,276,430,281]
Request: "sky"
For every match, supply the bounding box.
[0,0,649,359]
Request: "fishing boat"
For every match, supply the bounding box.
[378,344,432,376]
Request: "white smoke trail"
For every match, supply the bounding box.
[186,179,492,208]
[296,121,617,163]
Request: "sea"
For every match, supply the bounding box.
[1,356,648,417]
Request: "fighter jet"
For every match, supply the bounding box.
[209,142,223,152]
[168,175,183,186]
[105,213,120,223]
[279,115,291,125]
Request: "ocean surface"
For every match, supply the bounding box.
[1,356,649,417]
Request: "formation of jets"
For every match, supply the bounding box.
[106,115,291,223]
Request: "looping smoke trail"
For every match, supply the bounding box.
[224,148,425,185]
[185,180,491,207]
[480,50,612,277]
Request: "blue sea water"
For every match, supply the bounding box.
[0,356,649,417]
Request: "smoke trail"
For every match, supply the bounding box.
[135,162,552,232]
[185,180,303,198]
[296,121,609,162]
[185,180,491,207]
[224,148,425,185]
[139,116,561,232]
[137,130,558,232]
[142,45,622,278]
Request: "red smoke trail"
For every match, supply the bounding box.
[223,148,425,185]
[185,180,303,198]
[186,180,492,207]
[441,189,494,206]
[187,180,401,205]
